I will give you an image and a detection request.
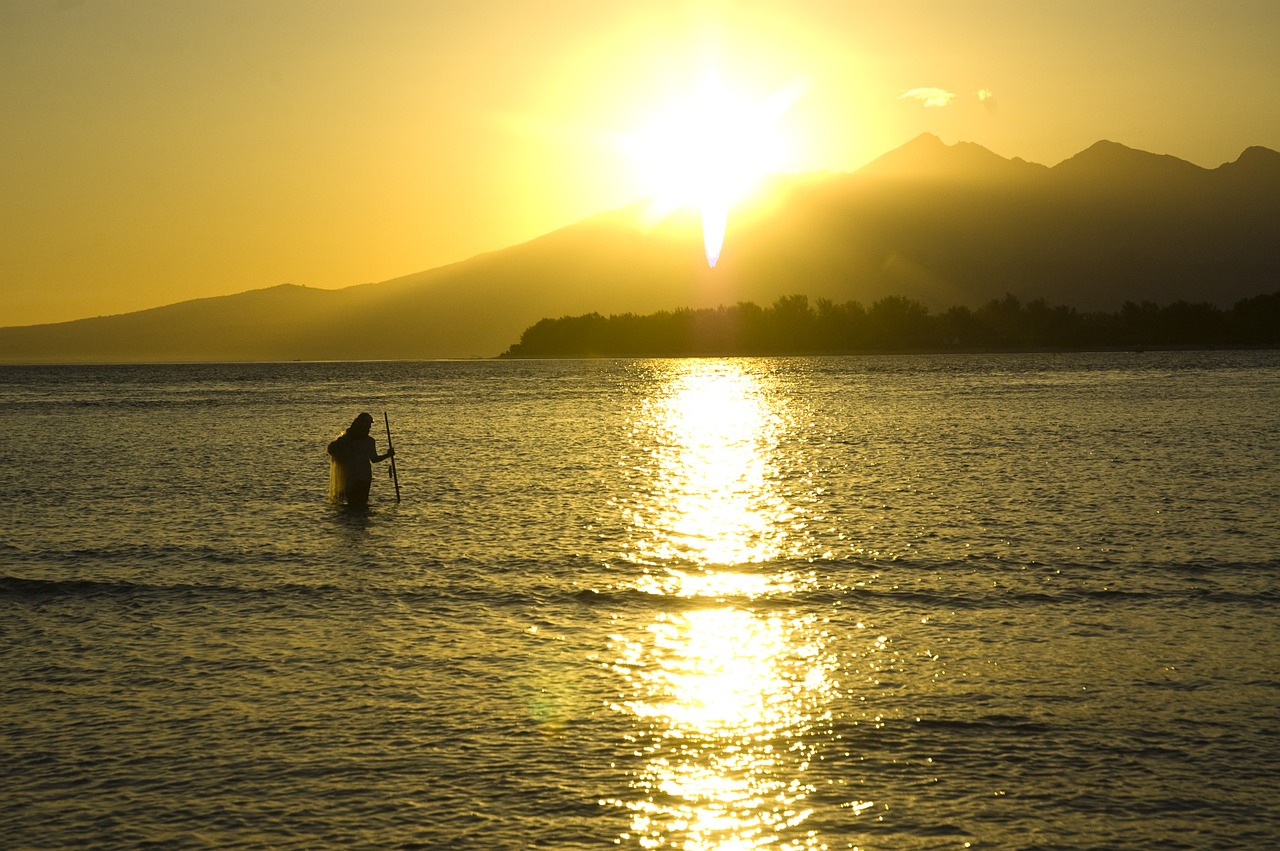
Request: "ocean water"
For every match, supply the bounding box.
[2,352,1278,850]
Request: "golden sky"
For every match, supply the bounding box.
[3,0,1279,326]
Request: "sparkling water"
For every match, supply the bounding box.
[3,352,1278,849]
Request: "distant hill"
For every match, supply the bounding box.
[2,134,1278,362]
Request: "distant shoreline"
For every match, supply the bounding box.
[498,343,1280,360]
[1,343,1277,368]
[499,292,1280,359]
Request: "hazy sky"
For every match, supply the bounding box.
[3,0,1279,326]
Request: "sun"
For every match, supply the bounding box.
[623,72,805,267]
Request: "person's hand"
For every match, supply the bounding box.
[387,448,395,458]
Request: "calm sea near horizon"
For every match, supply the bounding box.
[2,352,1278,849]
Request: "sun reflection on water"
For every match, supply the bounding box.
[609,608,833,849]
[609,361,835,849]
[625,360,797,568]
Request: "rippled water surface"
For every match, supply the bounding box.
[3,352,1279,849]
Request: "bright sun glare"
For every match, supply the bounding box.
[624,73,805,267]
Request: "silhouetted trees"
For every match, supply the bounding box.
[500,291,1280,357]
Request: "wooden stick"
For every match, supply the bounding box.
[384,411,401,502]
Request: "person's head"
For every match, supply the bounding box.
[347,412,374,437]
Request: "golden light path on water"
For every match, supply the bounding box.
[608,361,841,850]
[626,360,797,571]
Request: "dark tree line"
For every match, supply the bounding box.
[500,291,1280,358]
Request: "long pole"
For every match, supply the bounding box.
[384,411,401,502]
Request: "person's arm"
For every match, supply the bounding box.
[368,438,393,463]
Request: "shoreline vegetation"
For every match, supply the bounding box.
[500,292,1280,358]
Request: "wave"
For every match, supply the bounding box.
[13,540,325,567]
[0,574,352,605]
[5,550,1275,614]
[565,555,1280,616]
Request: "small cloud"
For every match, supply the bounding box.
[977,88,994,101]
[900,87,956,108]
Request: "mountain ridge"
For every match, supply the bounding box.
[3,136,1278,362]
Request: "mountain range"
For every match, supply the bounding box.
[3,133,1278,362]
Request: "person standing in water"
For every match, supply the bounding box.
[327,412,394,509]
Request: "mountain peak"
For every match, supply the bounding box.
[1219,144,1280,178]
[1236,144,1280,162]
[1053,139,1204,182]
[858,134,1043,182]
[902,131,946,150]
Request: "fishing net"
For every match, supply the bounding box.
[327,436,349,503]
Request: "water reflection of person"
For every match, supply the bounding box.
[327,412,394,509]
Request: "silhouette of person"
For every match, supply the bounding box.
[327,412,394,509]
